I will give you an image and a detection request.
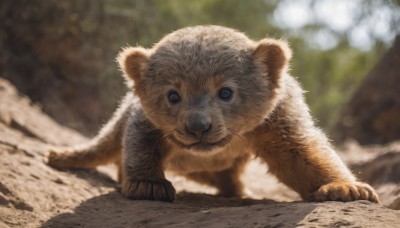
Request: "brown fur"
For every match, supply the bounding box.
[46,25,379,203]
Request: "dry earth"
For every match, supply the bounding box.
[0,78,399,228]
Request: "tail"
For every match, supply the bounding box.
[46,94,133,171]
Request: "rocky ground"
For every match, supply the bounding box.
[0,78,399,228]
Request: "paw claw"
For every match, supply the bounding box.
[309,182,379,203]
[45,148,78,169]
[45,149,61,167]
[122,179,176,202]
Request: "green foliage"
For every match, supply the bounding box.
[289,38,387,130]
[102,0,280,45]
[2,0,396,134]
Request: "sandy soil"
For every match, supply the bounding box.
[0,78,399,227]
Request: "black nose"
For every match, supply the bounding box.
[185,113,212,139]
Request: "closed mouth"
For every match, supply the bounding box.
[169,134,232,151]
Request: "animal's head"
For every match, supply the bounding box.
[118,25,291,153]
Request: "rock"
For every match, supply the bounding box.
[334,35,400,145]
[0,1,126,135]
[0,78,86,146]
[0,78,399,227]
[339,140,400,210]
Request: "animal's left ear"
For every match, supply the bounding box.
[252,39,292,85]
[117,46,150,89]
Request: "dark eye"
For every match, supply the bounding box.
[168,91,181,104]
[218,87,233,101]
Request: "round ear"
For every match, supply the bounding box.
[252,39,292,85]
[117,47,149,85]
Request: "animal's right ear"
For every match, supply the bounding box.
[117,47,149,85]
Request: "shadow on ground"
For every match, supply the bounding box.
[41,192,315,228]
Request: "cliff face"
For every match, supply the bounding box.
[334,36,400,145]
[0,78,399,227]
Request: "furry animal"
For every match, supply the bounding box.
[47,25,379,203]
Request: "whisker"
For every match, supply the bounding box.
[229,131,246,143]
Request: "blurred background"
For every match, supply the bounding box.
[1,0,400,145]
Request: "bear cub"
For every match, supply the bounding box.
[47,25,379,203]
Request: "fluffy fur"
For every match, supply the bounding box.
[47,25,379,203]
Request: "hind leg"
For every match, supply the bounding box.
[46,94,131,170]
[185,155,249,197]
[46,143,122,169]
[186,169,243,197]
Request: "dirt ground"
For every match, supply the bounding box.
[0,78,399,227]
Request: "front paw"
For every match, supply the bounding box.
[45,149,67,168]
[309,181,379,203]
[122,179,176,202]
